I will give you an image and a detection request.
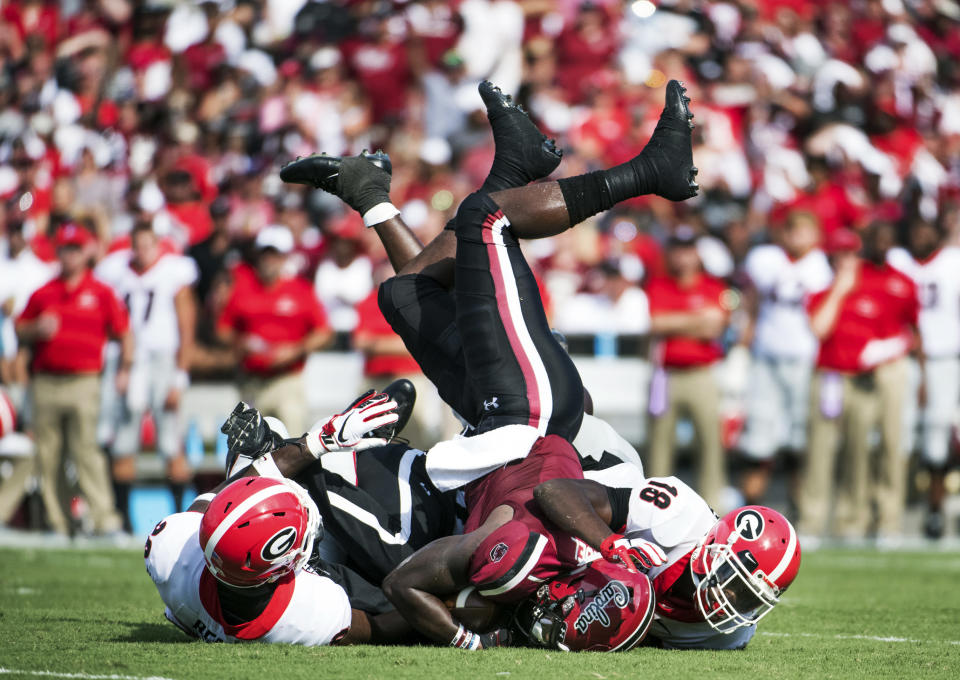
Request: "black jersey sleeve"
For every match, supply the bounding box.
[606,487,632,533]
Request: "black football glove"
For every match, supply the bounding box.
[222,402,285,477]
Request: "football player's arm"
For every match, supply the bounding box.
[649,307,726,340]
[738,283,758,348]
[337,609,416,645]
[382,507,510,649]
[382,535,474,644]
[185,440,323,513]
[173,286,196,374]
[533,478,614,550]
[168,286,196,408]
[809,254,858,339]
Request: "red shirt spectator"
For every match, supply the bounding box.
[218,276,329,376]
[217,227,332,377]
[353,289,420,377]
[17,227,129,374]
[808,261,919,373]
[647,273,727,368]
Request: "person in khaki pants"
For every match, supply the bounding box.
[217,226,333,436]
[646,228,730,510]
[16,224,133,535]
[799,225,921,542]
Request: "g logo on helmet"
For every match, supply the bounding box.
[734,509,764,541]
[261,527,298,561]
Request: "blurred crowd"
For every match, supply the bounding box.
[2,0,960,544]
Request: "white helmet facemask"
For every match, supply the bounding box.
[693,530,780,633]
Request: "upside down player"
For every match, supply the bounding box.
[280,79,699,650]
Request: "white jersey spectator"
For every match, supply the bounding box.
[738,212,832,504]
[888,233,960,539]
[94,224,198,525]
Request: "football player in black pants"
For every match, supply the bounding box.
[280,80,697,648]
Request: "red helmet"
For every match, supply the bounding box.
[514,559,656,652]
[691,505,801,633]
[198,477,321,588]
[0,387,16,438]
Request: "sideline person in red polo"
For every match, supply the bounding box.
[217,226,332,436]
[16,224,132,536]
[645,227,730,511]
[798,224,921,544]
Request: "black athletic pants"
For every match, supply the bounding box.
[379,191,584,440]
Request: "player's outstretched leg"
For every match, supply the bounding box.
[279,149,393,217]
[489,80,699,239]
[478,80,562,193]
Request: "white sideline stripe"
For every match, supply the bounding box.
[0,669,176,680]
[759,632,960,645]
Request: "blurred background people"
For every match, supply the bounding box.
[737,211,832,506]
[15,224,131,536]
[217,226,332,436]
[799,224,920,544]
[0,0,957,542]
[646,227,730,511]
[888,218,960,539]
[95,221,197,530]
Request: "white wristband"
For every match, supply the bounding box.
[252,453,284,479]
[304,429,325,458]
[174,370,190,391]
[362,202,400,227]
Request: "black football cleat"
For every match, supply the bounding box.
[279,149,392,194]
[640,80,699,201]
[479,80,562,190]
[367,378,417,441]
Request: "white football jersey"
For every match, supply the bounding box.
[887,246,960,358]
[145,512,352,646]
[745,245,832,360]
[620,477,755,650]
[95,252,198,356]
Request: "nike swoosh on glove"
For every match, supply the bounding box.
[305,391,399,456]
[600,533,668,573]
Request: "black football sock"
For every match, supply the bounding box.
[169,482,186,513]
[113,481,132,532]
[556,171,616,226]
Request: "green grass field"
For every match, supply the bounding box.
[0,547,957,680]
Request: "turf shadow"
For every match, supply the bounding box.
[113,622,195,643]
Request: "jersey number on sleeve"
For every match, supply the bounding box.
[638,480,678,509]
[143,520,167,558]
